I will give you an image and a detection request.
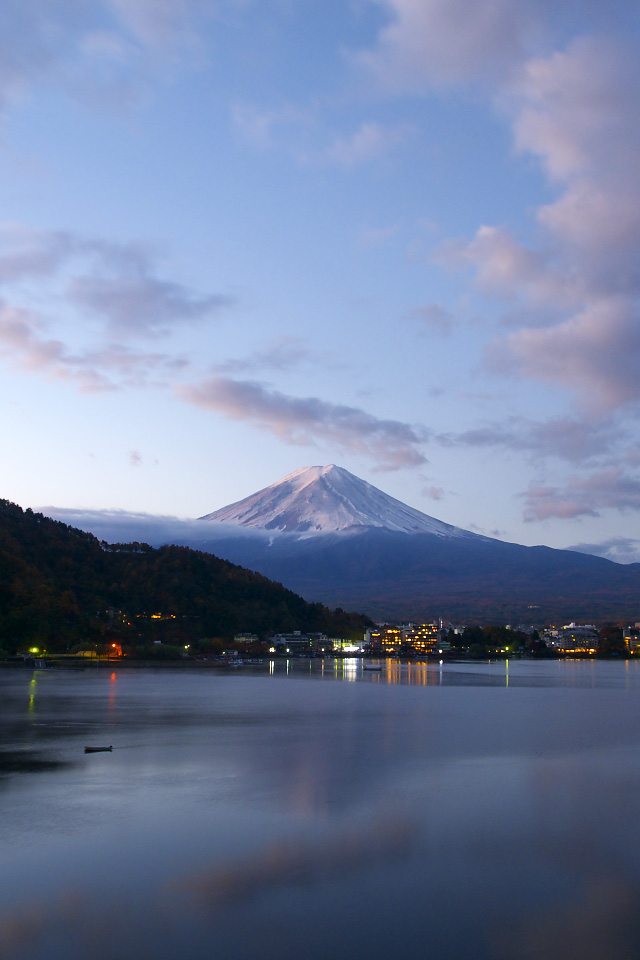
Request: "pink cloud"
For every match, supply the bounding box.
[179,376,429,469]
[0,300,184,390]
[430,33,640,414]
[523,468,640,521]
[493,298,640,413]
[357,0,542,90]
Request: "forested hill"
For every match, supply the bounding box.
[0,500,371,655]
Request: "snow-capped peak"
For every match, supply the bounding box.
[199,464,472,537]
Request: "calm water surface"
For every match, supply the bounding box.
[2,658,640,959]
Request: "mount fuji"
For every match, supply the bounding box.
[199,464,478,538]
[190,465,640,623]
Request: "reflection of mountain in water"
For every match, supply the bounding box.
[0,749,72,777]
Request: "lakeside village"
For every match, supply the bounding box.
[19,618,640,664]
[230,620,640,660]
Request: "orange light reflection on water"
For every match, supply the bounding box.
[384,661,441,686]
[107,671,117,714]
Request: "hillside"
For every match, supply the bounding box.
[197,526,640,623]
[0,500,371,655]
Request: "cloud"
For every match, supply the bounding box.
[373,11,640,416]
[323,121,412,167]
[0,223,231,338]
[567,537,640,565]
[522,468,640,522]
[440,416,623,463]
[68,273,230,336]
[512,37,640,303]
[435,225,565,305]
[179,376,429,469]
[233,104,411,169]
[432,34,640,415]
[407,302,453,337]
[213,336,316,375]
[356,0,545,91]
[442,416,640,523]
[0,302,66,368]
[129,450,142,467]
[0,0,214,115]
[105,0,211,49]
[491,298,640,414]
[40,507,281,544]
[0,224,78,282]
[0,300,185,390]
[512,36,640,186]
[359,222,401,248]
[422,485,444,500]
[450,38,640,308]
[231,102,314,150]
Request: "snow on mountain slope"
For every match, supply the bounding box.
[200,464,478,537]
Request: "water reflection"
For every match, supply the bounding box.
[0,750,71,776]
[3,661,640,959]
[174,813,417,910]
[28,672,37,713]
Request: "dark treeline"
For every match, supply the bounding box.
[0,500,371,655]
[445,625,542,658]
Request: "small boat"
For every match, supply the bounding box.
[84,746,113,753]
[363,665,382,672]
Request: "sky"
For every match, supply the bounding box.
[1,0,640,562]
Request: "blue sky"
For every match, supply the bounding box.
[2,0,640,562]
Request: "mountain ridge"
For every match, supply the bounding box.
[38,466,640,622]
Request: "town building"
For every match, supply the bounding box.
[270,632,318,656]
[624,625,640,652]
[547,623,599,653]
[365,622,448,656]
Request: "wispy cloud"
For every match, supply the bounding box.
[69,273,230,336]
[41,507,275,544]
[179,376,429,469]
[0,299,186,390]
[567,537,640,565]
[359,222,401,248]
[233,102,411,169]
[440,416,624,464]
[421,484,444,501]
[0,223,232,339]
[0,0,216,115]
[323,121,412,167]
[213,336,317,375]
[231,102,314,150]
[522,468,640,522]
[407,302,454,337]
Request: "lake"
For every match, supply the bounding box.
[2,658,640,959]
